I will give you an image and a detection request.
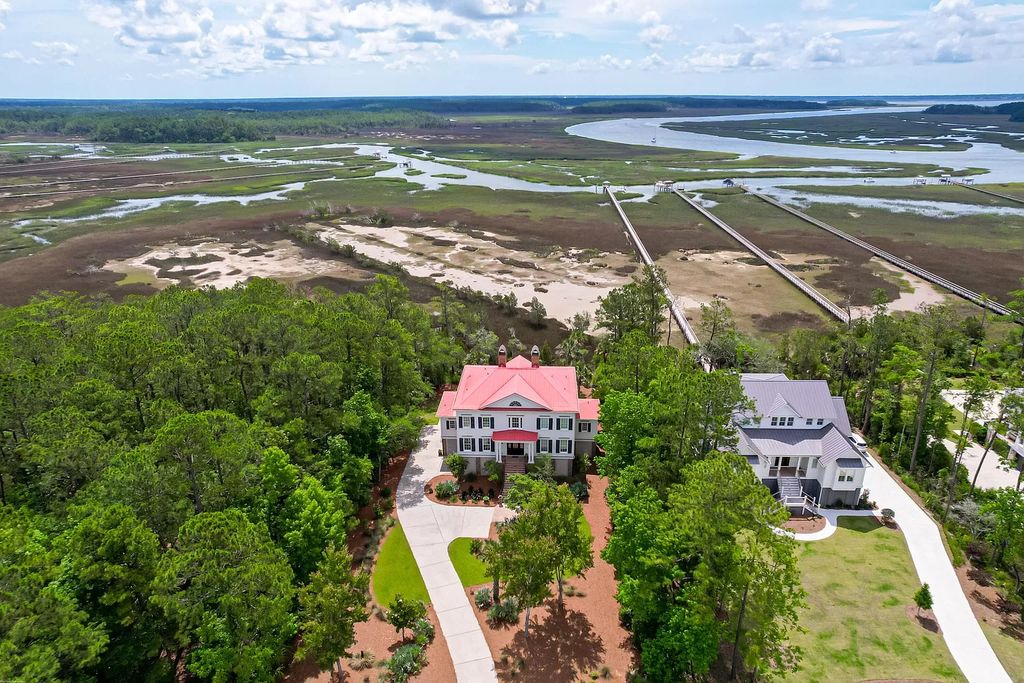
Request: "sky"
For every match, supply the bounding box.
[0,0,1022,99]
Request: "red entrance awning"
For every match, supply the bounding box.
[491,429,539,442]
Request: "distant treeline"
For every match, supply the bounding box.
[923,101,1024,122]
[824,98,889,106]
[0,108,452,143]
[567,97,827,114]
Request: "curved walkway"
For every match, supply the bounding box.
[395,425,498,683]
[857,452,1011,683]
[782,508,878,542]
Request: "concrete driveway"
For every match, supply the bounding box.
[395,425,498,683]
[861,451,1011,683]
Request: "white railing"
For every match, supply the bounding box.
[777,491,819,513]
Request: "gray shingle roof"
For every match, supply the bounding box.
[736,424,861,466]
[836,457,866,468]
[831,397,852,437]
[740,376,840,420]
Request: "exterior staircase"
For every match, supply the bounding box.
[777,476,817,514]
[501,456,527,497]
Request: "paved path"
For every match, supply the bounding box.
[395,425,497,683]
[782,508,878,542]
[942,437,1020,490]
[859,451,1011,683]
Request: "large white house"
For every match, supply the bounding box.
[735,373,869,509]
[437,345,599,478]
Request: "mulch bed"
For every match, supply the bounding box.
[284,451,457,683]
[783,514,827,534]
[424,473,500,507]
[956,559,1024,642]
[469,474,638,682]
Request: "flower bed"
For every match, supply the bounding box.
[424,474,499,507]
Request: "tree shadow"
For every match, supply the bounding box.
[496,604,605,682]
[915,611,941,634]
[967,564,993,587]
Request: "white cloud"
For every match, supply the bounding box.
[528,61,550,74]
[801,0,832,9]
[471,19,520,47]
[639,23,672,48]
[934,35,973,62]
[570,53,632,70]
[32,41,79,66]
[803,32,844,63]
[726,24,755,44]
[0,0,9,31]
[638,52,667,70]
[639,10,660,25]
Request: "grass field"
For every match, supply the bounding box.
[789,517,964,683]
[782,183,1024,207]
[449,538,490,587]
[372,522,430,608]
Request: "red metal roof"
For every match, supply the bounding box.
[452,355,579,412]
[491,429,539,442]
[578,398,600,421]
[436,391,457,418]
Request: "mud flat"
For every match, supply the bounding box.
[103,237,373,290]
[313,221,635,324]
[655,249,828,335]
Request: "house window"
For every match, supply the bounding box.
[480,438,493,452]
[817,419,824,426]
[509,416,523,429]
[536,416,553,430]
[806,418,813,426]
[460,437,473,452]
[459,416,472,428]
[555,439,571,454]
[445,419,456,430]
[785,417,795,427]
[770,417,779,426]
[538,438,552,453]
[579,422,592,433]
[479,416,494,429]
[557,416,572,430]
[509,400,522,407]
[838,470,854,482]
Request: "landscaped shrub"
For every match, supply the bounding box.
[434,480,458,499]
[569,481,589,501]
[385,644,425,682]
[469,538,484,555]
[412,617,435,646]
[350,652,375,670]
[484,460,503,484]
[881,508,895,526]
[379,486,392,499]
[474,587,493,609]
[487,597,520,624]
[445,453,468,481]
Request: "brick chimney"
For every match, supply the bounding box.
[531,344,540,368]
[498,344,507,367]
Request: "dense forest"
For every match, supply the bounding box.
[0,96,829,142]
[0,276,489,682]
[923,101,1024,121]
[0,108,452,142]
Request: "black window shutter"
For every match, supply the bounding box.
[568,440,574,454]
[569,418,574,430]
[473,438,477,452]
[536,417,541,429]
[490,440,495,452]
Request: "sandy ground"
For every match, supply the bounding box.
[102,237,373,290]
[655,248,826,334]
[315,221,635,324]
[849,259,950,318]
[470,474,637,682]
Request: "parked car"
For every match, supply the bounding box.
[850,433,868,453]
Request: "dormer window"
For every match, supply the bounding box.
[509,400,522,407]
[771,417,778,426]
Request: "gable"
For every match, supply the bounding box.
[485,393,545,410]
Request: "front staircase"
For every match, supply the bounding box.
[777,476,816,514]
[501,456,527,497]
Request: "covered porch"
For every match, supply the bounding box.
[768,455,816,478]
[492,429,538,464]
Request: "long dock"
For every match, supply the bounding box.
[604,187,701,346]
[956,183,1024,207]
[671,189,850,323]
[743,187,1016,319]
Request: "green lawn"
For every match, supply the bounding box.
[448,538,490,587]
[372,522,430,607]
[983,622,1024,682]
[788,517,965,683]
[447,515,594,588]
